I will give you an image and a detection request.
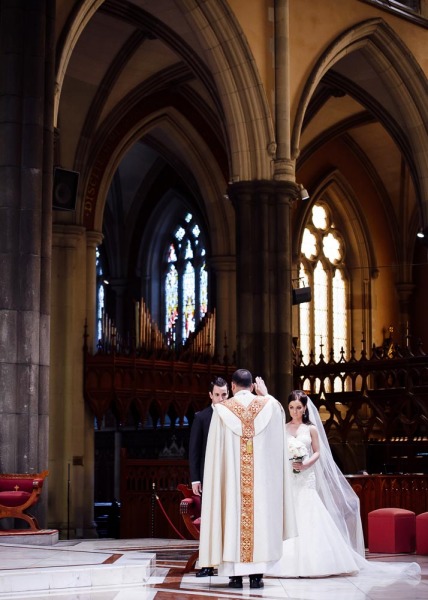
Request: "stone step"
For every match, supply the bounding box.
[0,530,58,546]
[0,544,155,596]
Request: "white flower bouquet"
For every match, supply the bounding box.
[288,437,308,473]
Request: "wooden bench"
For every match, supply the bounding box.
[0,471,48,531]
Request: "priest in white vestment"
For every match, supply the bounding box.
[199,368,297,589]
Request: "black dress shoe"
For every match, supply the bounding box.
[249,574,264,589]
[196,567,214,577]
[228,576,243,588]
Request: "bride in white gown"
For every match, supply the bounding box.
[267,390,421,581]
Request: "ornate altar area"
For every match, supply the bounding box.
[85,324,428,538]
[118,453,428,543]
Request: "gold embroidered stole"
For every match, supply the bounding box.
[223,396,268,562]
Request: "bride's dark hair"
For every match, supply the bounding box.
[288,390,313,424]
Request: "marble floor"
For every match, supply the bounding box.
[0,538,427,600]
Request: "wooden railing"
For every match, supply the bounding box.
[88,333,428,509]
[85,355,235,429]
[119,455,428,544]
[84,322,235,429]
[119,454,191,539]
[347,474,428,542]
[293,340,428,473]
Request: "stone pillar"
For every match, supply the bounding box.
[271,0,298,399]
[228,180,297,403]
[0,0,55,527]
[275,186,295,400]
[49,225,97,538]
[274,0,292,176]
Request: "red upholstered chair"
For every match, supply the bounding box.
[0,471,49,531]
[368,508,416,553]
[177,484,201,572]
[416,512,428,555]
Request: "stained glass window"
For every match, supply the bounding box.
[175,227,185,241]
[298,203,348,373]
[183,261,196,339]
[200,262,208,318]
[163,212,208,345]
[96,247,105,344]
[165,263,179,340]
[185,240,193,259]
[314,261,328,351]
[333,269,347,358]
[298,263,311,360]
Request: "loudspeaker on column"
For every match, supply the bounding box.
[53,167,79,211]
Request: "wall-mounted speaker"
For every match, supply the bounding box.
[292,287,312,305]
[53,167,79,211]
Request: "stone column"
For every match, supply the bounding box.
[228,180,297,403]
[274,0,292,177]
[0,0,55,528]
[271,0,298,399]
[274,185,296,400]
[50,225,97,538]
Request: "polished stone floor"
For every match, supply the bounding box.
[0,538,427,599]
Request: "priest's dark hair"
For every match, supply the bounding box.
[232,368,253,389]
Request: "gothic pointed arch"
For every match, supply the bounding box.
[136,191,210,345]
[80,105,233,257]
[294,171,376,276]
[57,1,274,228]
[179,0,275,180]
[294,171,376,354]
[54,0,104,125]
[292,18,428,225]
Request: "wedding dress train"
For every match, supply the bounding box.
[267,422,420,582]
[268,424,359,577]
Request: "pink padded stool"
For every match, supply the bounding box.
[368,508,415,553]
[416,512,428,555]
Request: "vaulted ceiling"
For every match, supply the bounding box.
[55,1,425,270]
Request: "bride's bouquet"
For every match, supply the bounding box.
[288,437,308,473]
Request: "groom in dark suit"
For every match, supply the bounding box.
[189,375,228,577]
